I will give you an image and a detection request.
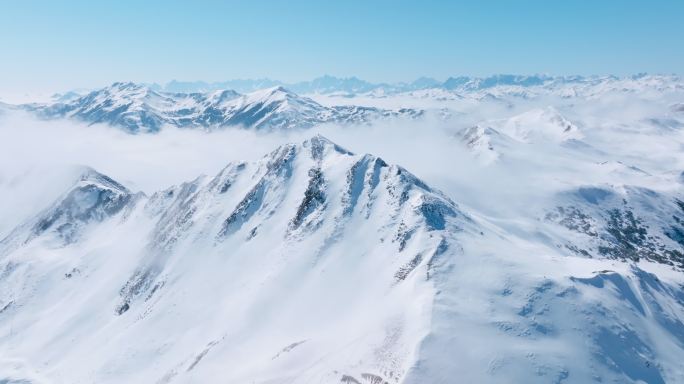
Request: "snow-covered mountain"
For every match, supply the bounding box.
[0,136,468,382]
[493,107,582,143]
[455,125,510,163]
[1,135,684,383]
[17,74,683,133]
[24,83,422,133]
[452,107,582,165]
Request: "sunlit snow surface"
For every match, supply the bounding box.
[0,75,684,383]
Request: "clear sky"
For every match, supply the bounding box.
[1,0,682,93]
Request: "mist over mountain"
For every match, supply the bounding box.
[9,73,681,134]
[21,82,422,133]
[3,0,684,381]
[1,73,684,383]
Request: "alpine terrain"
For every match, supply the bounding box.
[0,74,684,383]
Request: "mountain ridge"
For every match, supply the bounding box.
[0,135,472,383]
[1,136,684,383]
[24,83,422,133]
[143,73,683,94]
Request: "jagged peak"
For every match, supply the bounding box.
[110,81,141,89]
[259,143,298,174]
[76,166,131,194]
[254,136,355,168]
[302,135,354,160]
[251,85,292,98]
[65,82,162,109]
[105,81,153,94]
[239,86,308,108]
[206,89,242,103]
[387,164,432,193]
[0,167,136,250]
[266,136,441,198]
[269,85,290,93]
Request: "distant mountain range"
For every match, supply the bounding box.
[24,82,422,133]
[11,74,684,133]
[143,73,682,95]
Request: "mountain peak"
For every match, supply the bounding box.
[77,167,131,194]
[109,81,147,92]
[301,135,354,160]
[206,89,241,103]
[242,86,297,105]
[264,85,291,95]
[0,167,136,249]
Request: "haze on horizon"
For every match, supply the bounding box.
[1,0,683,94]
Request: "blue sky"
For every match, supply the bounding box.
[1,0,682,92]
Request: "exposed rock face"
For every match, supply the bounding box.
[545,186,684,268]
